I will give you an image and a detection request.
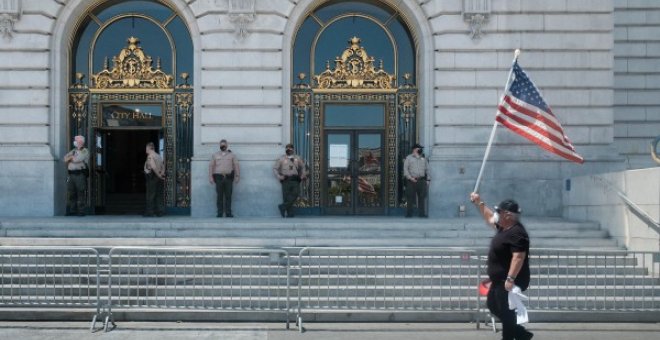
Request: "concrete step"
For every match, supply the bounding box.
[0,216,619,249]
[0,217,603,231]
[1,228,610,240]
[0,237,619,248]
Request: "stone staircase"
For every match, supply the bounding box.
[0,216,619,249]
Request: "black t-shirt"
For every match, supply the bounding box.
[487,222,531,290]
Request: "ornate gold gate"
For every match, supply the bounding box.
[292,37,418,214]
[68,37,193,214]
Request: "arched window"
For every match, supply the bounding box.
[292,0,418,215]
[71,0,193,86]
[294,1,415,83]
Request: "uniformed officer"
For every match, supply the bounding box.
[273,144,306,218]
[64,135,89,216]
[403,143,431,217]
[144,142,166,217]
[209,139,240,217]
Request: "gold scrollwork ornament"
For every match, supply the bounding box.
[176,93,193,123]
[398,93,417,124]
[70,92,88,124]
[315,37,395,90]
[92,37,173,90]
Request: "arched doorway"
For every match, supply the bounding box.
[291,0,418,215]
[67,0,193,215]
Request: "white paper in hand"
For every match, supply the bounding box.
[508,285,529,325]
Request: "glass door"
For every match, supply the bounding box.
[356,132,384,212]
[324,130,384,215]
[92,128,106,213]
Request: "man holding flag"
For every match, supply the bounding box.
[469,51,583,340]
[470,192,532,340]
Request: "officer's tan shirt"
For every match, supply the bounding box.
[65,148,89,171]
[144,152,165,177]
[209,150,240,177]
[273,155,305,178]
[403,153,431,181]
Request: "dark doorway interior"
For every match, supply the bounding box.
[103,129,160,215]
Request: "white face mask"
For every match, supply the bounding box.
[489,212,500,225]
[73,141,78,148]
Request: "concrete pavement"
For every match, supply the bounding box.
[0,322,658,340]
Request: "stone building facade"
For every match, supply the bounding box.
[0,0,657,217]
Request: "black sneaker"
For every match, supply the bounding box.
[226,213,233,218]
[216,213,223,218]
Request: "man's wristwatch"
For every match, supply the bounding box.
[506,276,516,283]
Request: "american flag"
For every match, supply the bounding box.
[497,61,584,164]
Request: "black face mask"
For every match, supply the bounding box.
[286,149,293,156]
[220,145,227,151]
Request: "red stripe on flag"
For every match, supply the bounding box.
[502,96,578,152]
[496,115,584,163]
[497,105,569,148]
[496,110,581,160]
[489,61,584,163]
[502,95,563,132]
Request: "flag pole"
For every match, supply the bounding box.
[473,49,521,193]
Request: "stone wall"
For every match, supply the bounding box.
[0,0,57,216]
[427,0,623,217]
[563,168,660,251]
[0,0,646,217]
[614,0,660,169]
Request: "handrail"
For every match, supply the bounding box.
[591,175,660,235]
[651,135,660,164]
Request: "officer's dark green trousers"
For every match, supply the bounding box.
[67,172,87,214]
[213,174,233,216]
[281,178,300,216]
[145,173,164,215]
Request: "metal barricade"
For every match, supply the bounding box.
[476,248,660,330]
[107,247,291,331]
[0,246,104,331]
[527,248,660,312]
[295,247,481,331]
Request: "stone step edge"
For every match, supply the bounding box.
[0,237,620,248]
[0,309,657,323]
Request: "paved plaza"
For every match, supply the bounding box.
[0,322,658,340]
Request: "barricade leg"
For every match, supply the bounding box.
[90,314,97,332]
[297,314,304,333]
